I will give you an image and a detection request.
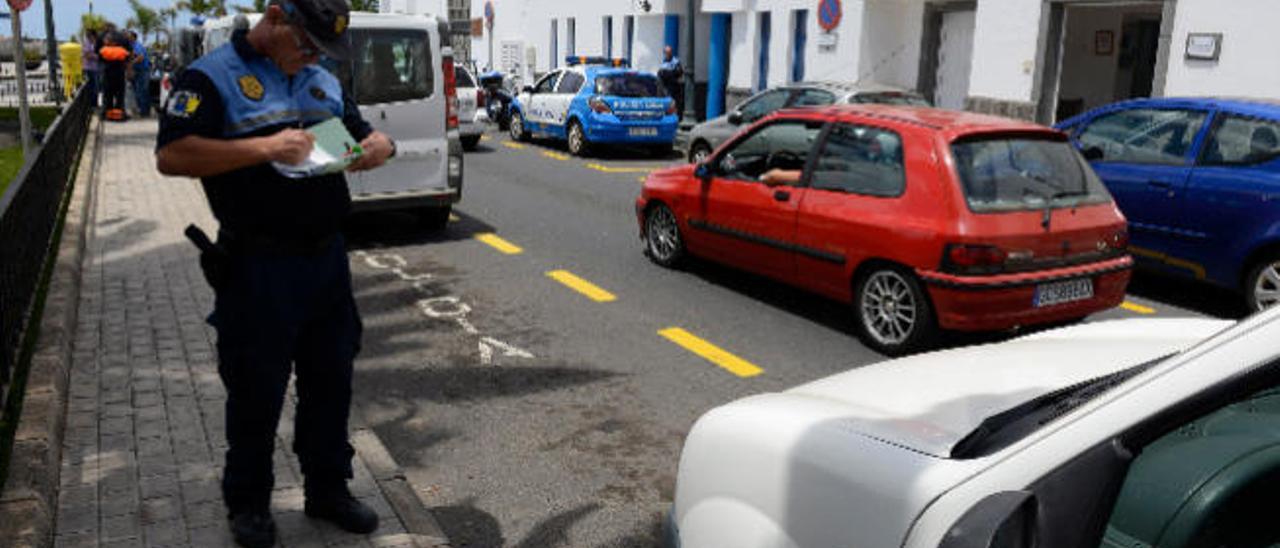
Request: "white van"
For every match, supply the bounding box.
[202,12,464,229]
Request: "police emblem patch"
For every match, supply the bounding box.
[238,74,264,101]
[334,15,348,35]
[165,91,201,118]
[310,87,327,100]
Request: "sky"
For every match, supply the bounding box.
[7,0,204,42]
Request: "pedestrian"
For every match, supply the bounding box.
[128,30,152,117]
[81,29,102,108]
[154,1,395,546]
[99,34,131,120]
[658,45,685,121]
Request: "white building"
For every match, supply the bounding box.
[399,0,1280,123]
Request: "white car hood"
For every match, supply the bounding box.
[784,318,1230,457]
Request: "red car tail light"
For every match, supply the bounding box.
[1111,229,1129,251]
[443,54,459,130]
[589,95,612,114]
[477,88,486,108]
[943,244,1008,275]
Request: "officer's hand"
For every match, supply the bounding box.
[348,132,394,172]
[265,129,316,165]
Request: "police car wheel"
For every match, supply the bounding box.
[644,203,684,268]
[510,112,528,142]
[567,122,590,157]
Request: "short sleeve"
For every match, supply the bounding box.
[341,93,373,142]
[157,69,225,149]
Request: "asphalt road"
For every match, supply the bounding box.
[342,133,1234,548]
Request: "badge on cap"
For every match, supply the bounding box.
[238,74,264,101]
[334,14,347,35]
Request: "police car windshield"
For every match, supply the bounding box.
[595,74,666,98]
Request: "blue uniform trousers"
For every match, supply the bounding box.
[210,235,361,513]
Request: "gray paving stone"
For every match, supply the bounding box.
[101,513,142,542]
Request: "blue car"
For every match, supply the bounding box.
[508,57,678,156]
[1056,98,1280,312]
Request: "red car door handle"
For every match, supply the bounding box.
[773,189,791,202]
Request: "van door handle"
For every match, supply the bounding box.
[773,190,791,202]
[380,111,387,120]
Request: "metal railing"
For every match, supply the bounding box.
[0,84,91,408]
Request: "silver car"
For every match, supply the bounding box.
[684,82,929,163]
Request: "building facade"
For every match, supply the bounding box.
[437,0,1279,123]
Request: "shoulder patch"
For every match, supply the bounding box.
[237,74,264,101]
[335,15,348,35]
[310,86,327,100]
[165,90,202,118]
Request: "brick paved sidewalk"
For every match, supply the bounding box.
[52,120,438,548]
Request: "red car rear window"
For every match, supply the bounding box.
[950,136,1112,213]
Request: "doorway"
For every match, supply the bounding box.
[1044,2,1164,122]
[917,1,977,111]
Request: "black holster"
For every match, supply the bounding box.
[184,224,230,290]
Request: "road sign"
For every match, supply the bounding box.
[817,0,841,32]
[484,0,494,29]
[7,0,32,12]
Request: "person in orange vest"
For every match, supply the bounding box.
[100,34,131,120]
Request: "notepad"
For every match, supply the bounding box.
[272,117,364,178]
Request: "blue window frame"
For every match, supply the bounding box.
[758,11,771,91]
[551,19,558,68]
[791,9,807,82]
[603,16,613,58]
[624,16,635,64]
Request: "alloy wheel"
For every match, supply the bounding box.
[568,123,585,156]
[509,113,524,141]
[859,270,918,346]
[1252,260,1280,311]
[645,205,682,265]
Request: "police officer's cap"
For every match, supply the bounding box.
[279,0,351,60]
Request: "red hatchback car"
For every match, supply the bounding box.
[636,105,1133,354]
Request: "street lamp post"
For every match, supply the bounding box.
[43,0,58,104]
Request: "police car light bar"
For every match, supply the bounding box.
[565,56,630,67]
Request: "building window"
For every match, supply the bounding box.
[791,9,807,82]
[757,11,771,91]
[624,16,635,63]
[603,16,613,58]
[567,17,576,57]
[551,19,558,69]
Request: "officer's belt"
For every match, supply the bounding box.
[218,228,337,257]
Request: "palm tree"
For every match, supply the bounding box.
[81,13,110,37]
[127,0,164,45]
[349,0,378,11]
[175,0,228,18]
[233,0,266,14]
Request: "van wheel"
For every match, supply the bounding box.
[1245,254,1280,312]
[416,206,451,231]
[461,135,480,151]
[509,112,528,141]
[567,121,590,157]
[644,203,684,268]
[853,265,937,356]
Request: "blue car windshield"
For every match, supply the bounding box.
[595,74,666,98]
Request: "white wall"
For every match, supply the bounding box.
[968,0,1041,102]
[1163,0,1280,98]
[858,0,923,88]
[727,11,756,89]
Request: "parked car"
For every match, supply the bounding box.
[203,12,465,229]
[1056,98,1280,312]
[685,82,930,163]
[637,105,1132,354]
[509,56,679,157]
[455,64,489,151]
[668,307,1280,548]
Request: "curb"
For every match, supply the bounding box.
[351,409,452,548]
[0,116,102,547]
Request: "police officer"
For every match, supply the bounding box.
[658,45,685,121]
[154,1,395,546]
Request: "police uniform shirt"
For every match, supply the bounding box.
[158,29,372,243]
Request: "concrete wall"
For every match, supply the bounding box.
[968,0,1041,103]
[858,0,924,88]
[1163,0,1280,98]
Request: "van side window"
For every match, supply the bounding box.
[811,124,906,197]
[352,29,433,105]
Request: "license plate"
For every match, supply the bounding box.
[1034,278,1094,307]
[629,127,658,137]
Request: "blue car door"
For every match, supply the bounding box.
[1180,111,1280,287]
[1072,106,1211,275]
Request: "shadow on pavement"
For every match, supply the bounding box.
[431,502,659,548]
[1126,270,1246,320]
[356,364,618,404]
[344,209,497,249]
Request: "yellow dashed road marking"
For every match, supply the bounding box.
[585,163,654,174]
[546,270,617,302]
[658,327,763,378]
[475,233,523,254]
[542,151,570,161]
[502,142,527,150]
[1121,301,1156,315]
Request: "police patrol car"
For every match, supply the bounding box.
[508,57,678,156]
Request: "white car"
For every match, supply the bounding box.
[454,65,490,151]
[669,307,1280,548]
